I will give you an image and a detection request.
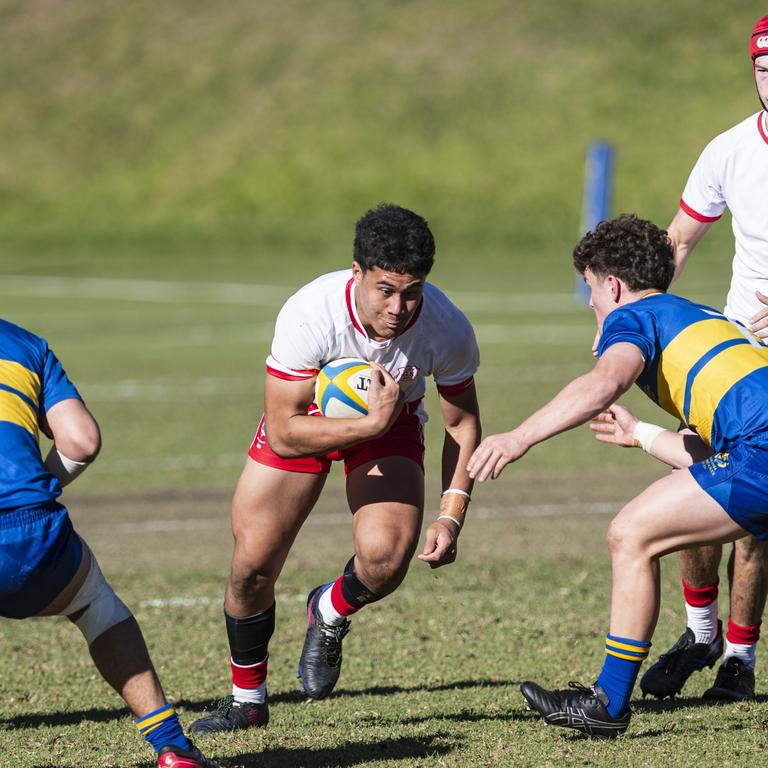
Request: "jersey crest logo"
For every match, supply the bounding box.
[394,366,420,383]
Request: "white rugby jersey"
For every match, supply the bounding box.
[266,270,479,423]
[680,111,768,324]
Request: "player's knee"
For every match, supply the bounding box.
[606,514,644,560]
[60,555,131,645]
[355,546,409,594]
[228,563,275,604]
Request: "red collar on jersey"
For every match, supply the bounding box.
[345,278,424,341]
[758,111,768,146]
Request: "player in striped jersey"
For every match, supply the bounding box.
[469,214,768,738]
[639,14,768,702]
[0,319,219,768]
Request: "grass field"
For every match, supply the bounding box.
[2,1,768,766]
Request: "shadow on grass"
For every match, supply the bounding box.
[27,734,460,768]
[2,678,518,730]
[210,732,457,768]
[187,677,518,713]
[633,693,768,714]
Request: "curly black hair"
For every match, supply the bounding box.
[573,214,675,292]
[353,203,435,276]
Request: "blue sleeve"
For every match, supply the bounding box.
[39,343,81,415]
[597,307,656,368]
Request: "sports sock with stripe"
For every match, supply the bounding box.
[135,703,190,753]
[723,618,760,669]
[596,634,651,718]
[682,578,719,644]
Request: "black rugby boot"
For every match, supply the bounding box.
[520,681,631,739]
[639,621,723,699]
[189,695,268,733]
[297,584,350,700]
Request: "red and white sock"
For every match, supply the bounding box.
[231,656,268,704]
[724,619,760,669]
[682,578,719,644]
[318,578,360,626]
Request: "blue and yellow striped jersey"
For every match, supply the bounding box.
[0,319,81,510]
[598,293,768,452]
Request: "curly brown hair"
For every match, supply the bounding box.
[572,214,675,292]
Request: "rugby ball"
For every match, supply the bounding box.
[315,358,372,418]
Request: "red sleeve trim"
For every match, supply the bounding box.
[436,377,474,396]
[266,364,318,381]
[679,198,721,223]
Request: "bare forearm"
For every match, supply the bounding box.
[441,417,481,492]
[517,372,625,450]
[267,413,382,458]
[644,430,712,469]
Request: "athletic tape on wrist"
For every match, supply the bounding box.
[633,421,666,453]
[437,514,463,530]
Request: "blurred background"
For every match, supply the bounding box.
[0,0,759,496]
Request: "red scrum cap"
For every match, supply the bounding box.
[751,15,768,61]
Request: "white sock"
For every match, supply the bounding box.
[318,584,345,626]
[685,600,718,644]
[723,639,757,669]
[233,682,267,704]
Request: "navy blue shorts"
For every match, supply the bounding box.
[689,443,768,540]
[0,502,83,619]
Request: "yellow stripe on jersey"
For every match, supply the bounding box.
[0,389,38,436]
[0,359,41,404]
[688,344,768,445]
[656,318,760,426]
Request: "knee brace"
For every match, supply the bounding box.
[60,552,132,645]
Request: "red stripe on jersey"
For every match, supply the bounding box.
[436,377,474,396]
[345,278,367,337]
[265,364,318,381]
[759,112,768,146]
[679,198,721,223]
[400,296,424,335]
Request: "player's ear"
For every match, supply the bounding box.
[351,261,363,284]
[607,275,621,302]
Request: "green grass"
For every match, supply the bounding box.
[2,1,768,765]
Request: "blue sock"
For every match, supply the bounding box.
[596,634,651,718]
[135,703,190,753]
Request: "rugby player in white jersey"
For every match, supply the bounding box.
[191,204,481,733]
[638,15,768,702]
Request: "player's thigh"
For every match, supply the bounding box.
[610,469,748,559]
[347,456,424,564]
[231,458,326,565]
[37,538,92,616]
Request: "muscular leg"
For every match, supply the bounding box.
[226,459,326,617]
[728,536,768,627]
[678,544,722,589]
[607,470,747,641]
[348,456,425,596]
[297,456,424,699]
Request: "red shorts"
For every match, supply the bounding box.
[248,401,425,476]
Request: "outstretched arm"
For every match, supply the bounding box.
[468,343,644,482]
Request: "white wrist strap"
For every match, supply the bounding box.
[441,488,471,500]
[437,514,463,530]
[633,421,666,453]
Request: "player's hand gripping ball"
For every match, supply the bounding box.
[314,358,373,418]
